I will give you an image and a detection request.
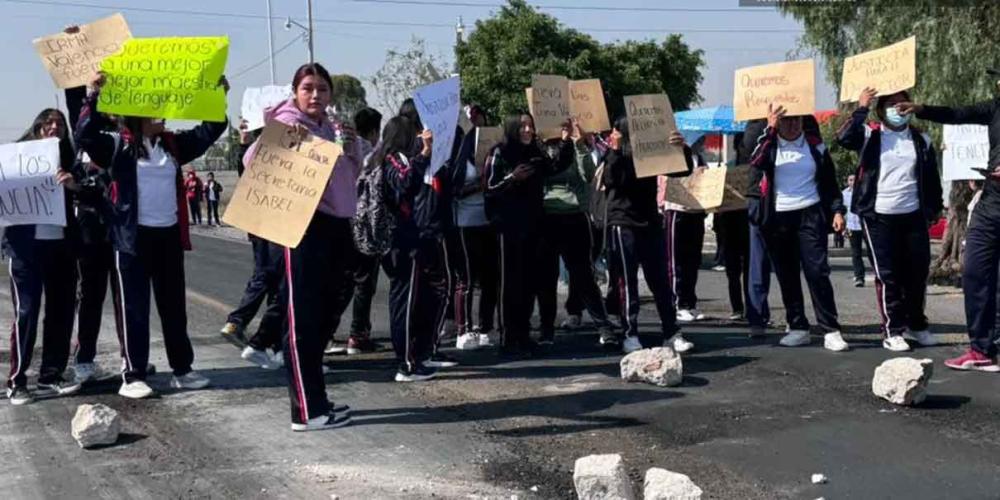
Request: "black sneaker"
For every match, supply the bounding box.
[290,407,353,432]
[854,278,865,288]
[37,378,83,397]
[395,363,438,382]
[6,386,33,406]
[425,353,459,368]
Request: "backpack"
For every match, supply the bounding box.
[353,156,396,256]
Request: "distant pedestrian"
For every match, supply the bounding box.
[841,174,868,287]
[185,169,203,225]
[204,172,223,226]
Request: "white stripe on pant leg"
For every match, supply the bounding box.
[431,240,451,350]
[405,251,418,369]
[616,227,633,334]
[861,219,891,334]
[8,259,23,384]
[669,212,679,309]
[498,234,505,335]
[113,251,134,378]
[459,228,472,329]
[283,247,309,422]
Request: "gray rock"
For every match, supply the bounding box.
[573,454,635,500]
[71,404,120,449]
[620,348,682,387]
[872,357,934,406]
[643,468,702,500]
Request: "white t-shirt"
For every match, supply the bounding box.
[774,135,820,212]
[206,181,218,202]
[454,161,488,227]
[875,127,920,215]
[137,138,179,227]
[34,224,64,240]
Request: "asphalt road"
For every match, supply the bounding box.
[0,231,998,500]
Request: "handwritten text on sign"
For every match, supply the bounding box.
[839,37,916,102]
[241,85,293,131]
[413,76,461,178]
[943,124,988,181]
[33,13,132,89]
[528,76,611,139]
[734,59,815,121]
[222,122,341,248]
[99,36,229,122]
[625,94,687,178]
[0,139,66,227]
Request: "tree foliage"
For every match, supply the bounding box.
[456,0,705,123]
[780,0,1000,285]
[329,74,368,115]
[369,37,449,115]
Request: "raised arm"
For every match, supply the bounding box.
[902,99,998,126]
[837,87,876,152]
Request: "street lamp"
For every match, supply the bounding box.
[284,17,313,63]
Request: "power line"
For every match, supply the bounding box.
[347,0,760,13]
[230,34,305,80]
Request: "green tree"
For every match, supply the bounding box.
[781,1,1000,286]
[329,74,368,116]
[456,0,704,123]
[369,37,449,114]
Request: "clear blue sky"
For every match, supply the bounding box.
[1,0,836,140]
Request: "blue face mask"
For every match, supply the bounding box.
[884,106,911,128]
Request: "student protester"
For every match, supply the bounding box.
[452,106,499,350]
[534,120,613,345]
[603,117,694,353]
[837,87,942,352]
[377,119,450,380]
[76,71,226,398]
[4,109,82,405]
[841,174,868,287]
[242,63,359,430]
[185,169,203,225]
[334,106,383,355]
[659,147,709,332]
[741,119,773,336]
[749,105,849,352]
[203,172,223,226]
[221,120,285,370]
[896,81,1000,371]
[485,115,575,356]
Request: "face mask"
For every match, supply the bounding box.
[884,107,911,128]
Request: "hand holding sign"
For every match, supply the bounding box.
[0,138,67,227]
[413,76,461,178]
[624,94,687,177]
[734,59,815,121]
[858,87,878,109]
[33,13,132,89]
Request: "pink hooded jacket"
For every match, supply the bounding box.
[243,98,363,219]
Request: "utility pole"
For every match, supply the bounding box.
[266,0,276,84]
[307,0,314,64]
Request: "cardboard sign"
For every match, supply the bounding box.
[33,13,132,89]
[474,126,504,169]
[0,138,66,227]
[99,36,229,121]
[569,79,610,133]
[525,87,535,116]
[663,165,750,212]
[734,59,815,121]
[222,122,342,248]
[624,94,687,178]
[413,76,461,178]
[839,37,916,102]
[241,85,293,131]
[530,75,570,140]
[713,165,751,213]
[943,124,988,181]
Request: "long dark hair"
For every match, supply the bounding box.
[292,63,333,91]
[398,98,422,130]
[371,116,418,170]
[498,113,542,165]
[19,108,74,169]
[612,115,632,157]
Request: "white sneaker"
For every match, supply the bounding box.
[73,362,97,384]
[456,333,480,350]
[903,329,938,347]
[882,335,911,352]
[671,334,694,354]
[171,371,210,390]
[263,350,284,370]
[623,336,643,354]
[779,330,811,347]
[324,342,347,355]
[119,380,155,399]
[676,309,696,322]
[241,346,272,368]
[560,315,583,330]
[478,333,494,347]
[823,331,850,352]
[290,408,352,432]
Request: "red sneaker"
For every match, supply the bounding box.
[944,349,1000,372]
[347,334,377,355]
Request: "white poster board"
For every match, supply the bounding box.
[0,138,67,227]
[241,85,293,131]
[413,76,461,178]
[943,124,988,181]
